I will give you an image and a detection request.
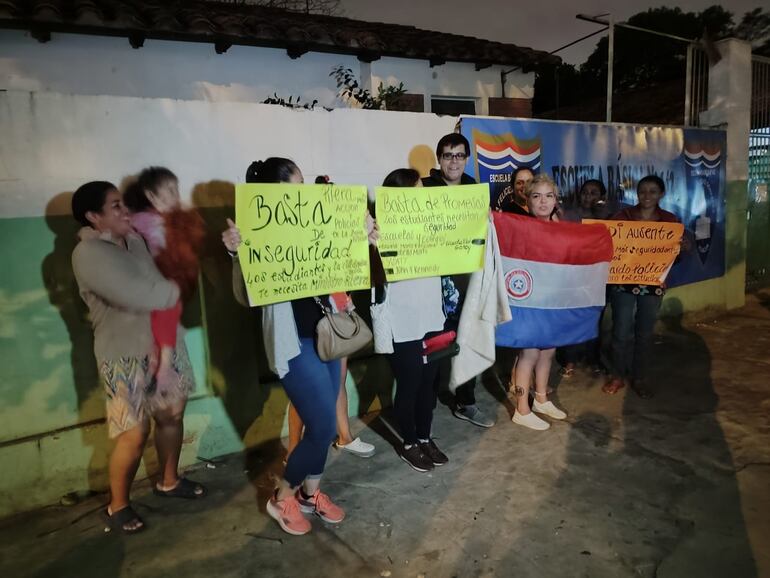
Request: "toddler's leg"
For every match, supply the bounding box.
[151,302,182,404]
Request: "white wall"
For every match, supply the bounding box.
[0,29,357,106]
[0,89,458,218]
[370,57,534,115]
[0,29,534,116]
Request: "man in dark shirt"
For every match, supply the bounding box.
[421,133,495,428]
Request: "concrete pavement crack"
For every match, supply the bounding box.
[734,461,770,473]
[324,480,432,504]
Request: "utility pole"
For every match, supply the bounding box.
[606,15,614,123]
[576,13,613,122]
[576,13,698,124]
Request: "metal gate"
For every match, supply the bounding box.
[685,45,709,127]
[747,55,770,291]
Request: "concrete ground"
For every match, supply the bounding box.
[2,294,769,578]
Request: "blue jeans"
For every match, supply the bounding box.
[281,338,341,487]
[610,291,662,384]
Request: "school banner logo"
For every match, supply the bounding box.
[460,117,726,287]
[472,128,541,207]
[683,141,722,265]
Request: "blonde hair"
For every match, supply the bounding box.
[525,174,559,197]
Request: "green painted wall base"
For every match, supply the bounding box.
[0,363,392,517]
[0,395,239,516]
[662,179,748,316]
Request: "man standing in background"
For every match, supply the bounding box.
[422,133,495,429]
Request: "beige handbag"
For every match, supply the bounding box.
[314,298,373,361]
[370,286,394,354]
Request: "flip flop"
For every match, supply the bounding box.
[631,384,654,399]
[153,478,207,499]
[103,505,146,534]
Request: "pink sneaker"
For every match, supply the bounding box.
[266,495,311,536]
[297,489,345,524]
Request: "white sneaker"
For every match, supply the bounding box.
[334,437,376,458]
[532,399,567,420]
[512,410,550,430]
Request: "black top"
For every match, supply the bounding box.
[420,169,477,330]
[291,296,330,338]
[495,195,530,216]
[421,169,477,187]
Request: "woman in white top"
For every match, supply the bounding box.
[372,169,448,473]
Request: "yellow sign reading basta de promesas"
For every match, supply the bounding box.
[236,183,370,306]
[376,184,489,281]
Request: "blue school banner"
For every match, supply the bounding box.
[459,117,726,287]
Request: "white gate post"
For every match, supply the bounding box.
[699,38,752,309]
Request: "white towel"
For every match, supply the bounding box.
[449,216,512,389]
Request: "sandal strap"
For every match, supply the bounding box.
[155,477,207,499]
[108,505,144,532]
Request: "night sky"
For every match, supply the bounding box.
[339,0,762,64]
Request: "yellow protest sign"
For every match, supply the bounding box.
[236,183,370,306]
[584,219,684,285]
[376,184,489,281]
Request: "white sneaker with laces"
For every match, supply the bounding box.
[532,399,567,420]
[512,410,550,430]
[334,437,376,458]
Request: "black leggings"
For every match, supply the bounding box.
[388,339,440,445]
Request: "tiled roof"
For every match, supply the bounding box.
[0,1,559,68]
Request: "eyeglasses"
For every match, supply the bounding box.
[440,152,468,161]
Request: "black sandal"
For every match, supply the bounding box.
[631,384,654,399]
[104,505,146,534]
[153,477,207,499]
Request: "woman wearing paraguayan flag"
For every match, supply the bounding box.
[509,174,569,431]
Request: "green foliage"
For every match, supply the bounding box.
[533,5,770,115]
[734,8,770,56]
[330,66,407,110]
[262,93,319,110]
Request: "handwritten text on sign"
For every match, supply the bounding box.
[236,183,370,305]
[584,219,684,285]
[376,184,489,281]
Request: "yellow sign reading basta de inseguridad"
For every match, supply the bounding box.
[236,183,370,306]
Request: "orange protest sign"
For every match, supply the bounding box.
[583,220,683,285]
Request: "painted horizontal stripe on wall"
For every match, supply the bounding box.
[501,256,609,309]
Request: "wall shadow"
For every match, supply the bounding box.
[41,192,106,493]
[190,181,279,444]
[31,533,124,578]
[450,295,757,576]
